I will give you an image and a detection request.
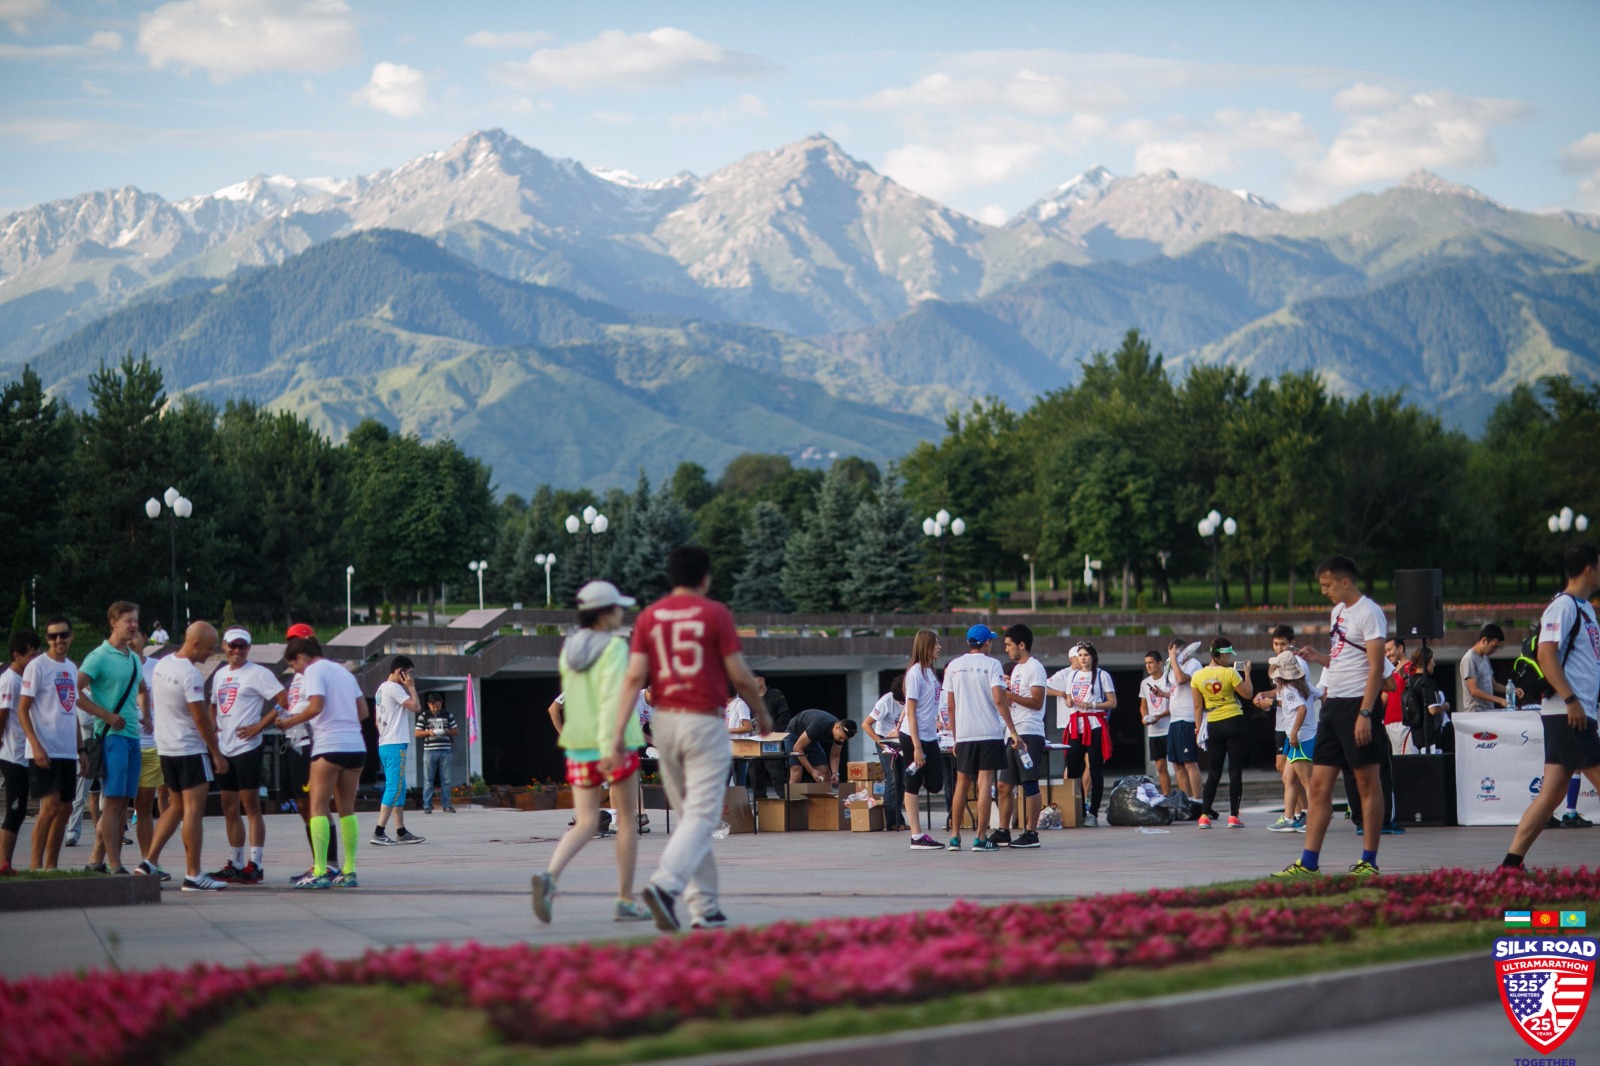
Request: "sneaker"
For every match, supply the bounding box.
[208,861,244,883]
[122,835,132,845]
[1348,860,1381,877]
[292,871,332,890]
[1292,813,1306,832]
[1381,823,1406,835]
[987,829,1012,847]
[1272,861,1321,879]
[531,872,555,924]
[639,883,680,932]
[369,830,395,846]
[1267,816,1297,832]
[238,863,264,885]
[614,898,651,922]
[330,871,359,888]
[63,835,78,847]
[1549,816,1566,829]
[972,838,1000,853]
[1197,815,1212,829]
[1011,830,1041,849]
[84,862,108,874]
[181,873,227,892]
[109,866,131,876]
[444,806,457,813]
[690,910,729,930]
[289,867,316,884]
[1563,811,1594,828]
[395,829,425,845]
[1227,816,1244,829]
[0,864,16,876]
[422,807,432,814]
[945,836,962,851]
[134,860,171,881]
[909,834,944,850]
[1084,812,1099,827]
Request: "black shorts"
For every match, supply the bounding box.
[161,753,214,792]
[1148,736,1169,762]
[214,744,264,793]
[1312,697,1383,770]
[1543,714,1600,772]
[3,758,32,828]
[1001,734,1046,785]
[897,734,946,796]
[314,750,366,770]
[1274,730,1288,753]
[29,757,75,803]
[82,734,104,784]
[954,739,1009,775]
[284,742,313,797]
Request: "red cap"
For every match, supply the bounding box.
[285,623,315,639]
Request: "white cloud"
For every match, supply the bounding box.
[138,0,360,80]
[668,93,767,128]
[591,109,635,125]
[975,203,1007,225]
[0,0,50,34]
[1132,109,1319,179]
[855,69,1125,116]
[80,78,110,96]
[496,27,768,91]
[464,29,552,50]
[1562,132,1600,211]
[883,137,1050,201]
[0,30,122,60]
[351,62,428,118]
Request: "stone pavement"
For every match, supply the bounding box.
[3,802,1595,981]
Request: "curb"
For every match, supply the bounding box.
[657,952,1488,1066]
[0,873,162,912]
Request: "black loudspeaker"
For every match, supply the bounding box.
[1392,753,1456,827]
[1395,568,1444,640]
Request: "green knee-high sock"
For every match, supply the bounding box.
[310,815,330,876]
[340,815,359,874]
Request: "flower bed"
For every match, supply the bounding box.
[3,866,1591,1065]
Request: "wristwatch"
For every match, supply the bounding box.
[1357,708,1373,719]
[1565,694,1581,705]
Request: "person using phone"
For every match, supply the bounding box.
[371,656,423,846]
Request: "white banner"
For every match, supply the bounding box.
[1454,711,1600,825]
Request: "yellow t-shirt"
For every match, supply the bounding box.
[1191,665,1245,723]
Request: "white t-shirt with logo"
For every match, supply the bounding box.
[945,652,1008,742]
[283,673,310,748]
[0,667,26,764]
[724,696,752,732]
[1324,597,1388,700]
[301,659,366,755]
[1540,594,1600,720]
[1007,656,1049,737]
[867,692,904,741]
[1164,657,1203,726]
[1049,667,1114,730]
[213,661,284,757]
[902,663,942,741]
[374,680,415,747]
[1139,675,1171,737]
[21,655,80,759]
[151,654,208,757]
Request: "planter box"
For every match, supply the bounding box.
[0,874,161,913]
[528,791,557,811]
[511,793,537,811]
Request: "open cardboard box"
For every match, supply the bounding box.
[731,732,788,759]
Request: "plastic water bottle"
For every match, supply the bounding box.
[711,821,731,840]
[1018,745,1035,770]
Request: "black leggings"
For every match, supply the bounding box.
[1202,716,1247,817]
[1065,736,1106,815]
[2,759,28,833]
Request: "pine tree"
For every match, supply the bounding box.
[731,502,793,612]
[781,463,859,613]
[842,475,921,612]
[615,488,695,604]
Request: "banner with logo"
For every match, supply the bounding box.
[1456,711,1600,825]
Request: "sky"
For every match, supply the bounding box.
[2,0,1599,221]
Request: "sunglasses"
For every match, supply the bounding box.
[46,631,72,641]
[226,642,250,650]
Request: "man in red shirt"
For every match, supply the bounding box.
[607,545,770,932]
[1384,637,1410,726]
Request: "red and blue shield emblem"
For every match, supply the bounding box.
[54,674,76,713]
[216,682,238,717]
[1496,937,1595,1052]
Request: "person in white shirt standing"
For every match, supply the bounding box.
[945,625,1021,853]
[897,630,946,849]
[863,676,907,831]
[1138,650,1172,796]
[371,656,424,847]
[1502,542,1600,870]
[141,621,228,890]
[997,625,1047,849]
[1162,639,1205,801]
[1275,556,1388,879]
[208,627,287,884]
[16,616,85,871]
[0,628,41,875]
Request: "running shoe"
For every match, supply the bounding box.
[972,838,1000,853]
[987,829,1012,848]
[289,867,316,884]
[181,873,227,892]
[640,883,680,932]
[531,871,555,923]
[909,834,944,850]
[945,836,962,851]
[444,806,457,813]
[1293,813,1306,832]
[1196,815,1212,829]
[1381,823,1406,835]
[369,830,395,846]
[330,871,359,889]
[63,835,78,847]
[238,863,264,885]
[1272,861,1320,879]
[1548,816,1566,829]
[690,910,729,930]
[396,829,425,844]
[208,861,244,883]
[614,899,652,922]
[1348,860,1381,877]
[109,866,130,876]
[0,864,16,876]
[1227,816,1244,829]
[1563,811,1594,828]
[292,870,332,889]
[1011,831,1042,849]
[84,862,108,874]
[134,860,171,881]
[1084,812,1099,827]
[1267,816,1297,832]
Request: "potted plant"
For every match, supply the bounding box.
[527,779,557,811]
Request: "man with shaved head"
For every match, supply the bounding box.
[138,621,229,890]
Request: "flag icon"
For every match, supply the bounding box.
[1561,911,1588,928]
[1506,911,1531,927]
[1534,910,1561,928]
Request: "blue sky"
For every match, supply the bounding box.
[3,0,1598,219]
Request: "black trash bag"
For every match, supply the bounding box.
[1107,775,1175,826]
[1156,787,1205,821]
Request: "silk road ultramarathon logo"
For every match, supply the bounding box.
[1494,931,1594,1053]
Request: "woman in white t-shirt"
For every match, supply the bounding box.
[897,630,946,849]
[1047,641,1117,826]
[1267,651,1320,832]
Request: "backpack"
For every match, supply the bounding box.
[1512,594,1587,706]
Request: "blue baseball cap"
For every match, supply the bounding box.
[966,624,997,645]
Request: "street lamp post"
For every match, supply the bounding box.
[345,565,355,629]
[534,553,557,607]
[921,509,966,613]
[1547,506,1590,549]
[1022,552,1037,612]
[144,487,193,635]
[1196,509,1237,632]
[468,560,489,611]
[564,509,609,579]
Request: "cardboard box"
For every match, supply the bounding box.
[847,761,884,782]
[1060,781,1084,829]
[756,797,809,832]
[806,794,846,831]
[789,782,837,797]
[731,732,788,759]
[850,805,885,832]
[721,786,756,834]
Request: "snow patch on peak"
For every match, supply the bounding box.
[1398,170,1496,204]
[1231,189,1279,210]
[1054,166,1116,198]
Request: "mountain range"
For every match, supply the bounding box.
[5,128,1600,487]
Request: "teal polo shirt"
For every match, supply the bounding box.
[80,640,143,740]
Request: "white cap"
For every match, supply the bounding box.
[576,580,636,610]
[222,627,251,645]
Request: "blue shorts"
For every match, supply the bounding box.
[1166,720,1199,765]
[378,743,408,807]
[101,733,142,799]
[1284,736,1316,763]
